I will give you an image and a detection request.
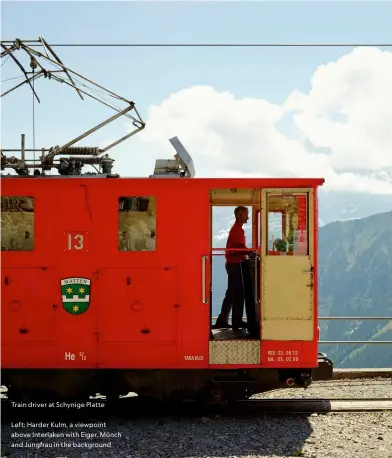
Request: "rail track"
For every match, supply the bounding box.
[1,370,391,418]
[229,398,392,413]
[1,395,391,420]
[332,368,391,379]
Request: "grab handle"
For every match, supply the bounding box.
[202,255,209,304]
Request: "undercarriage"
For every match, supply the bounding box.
[2,355,333,403]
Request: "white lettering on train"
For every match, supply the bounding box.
[266,349,300,363]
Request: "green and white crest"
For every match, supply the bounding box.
[61,277,91,315]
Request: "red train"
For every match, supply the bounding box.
[1,137,333,403]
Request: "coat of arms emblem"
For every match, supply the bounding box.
[61,277,91,315]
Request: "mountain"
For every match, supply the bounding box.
[317,191,392,227]
[318,211,392,368]
[211,210,392,368]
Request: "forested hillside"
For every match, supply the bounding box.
[318,211,392,368]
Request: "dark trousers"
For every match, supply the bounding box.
[241,260,258,331]
[217,263,244,327]
[216,262,258,329]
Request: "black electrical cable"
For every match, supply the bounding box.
[3,43,392,48]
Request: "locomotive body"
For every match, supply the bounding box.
[1,173,333,402]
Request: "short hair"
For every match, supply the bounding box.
[234,206,248,218]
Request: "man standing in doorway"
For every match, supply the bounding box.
[213,206,256,332]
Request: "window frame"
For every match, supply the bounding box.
[118,195,157,252]
[265,192,309,256]
[1,195,35,252]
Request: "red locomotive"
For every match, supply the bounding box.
[1,38,333,403]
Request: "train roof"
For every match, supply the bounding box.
[1,174,325,187]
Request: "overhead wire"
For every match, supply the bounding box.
[3,42,390,87]
[1,55,10,66]
[6,43,392,48]
[1,75,24,82]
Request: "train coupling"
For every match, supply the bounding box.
[299,371,312,389]
[286,371,312,389]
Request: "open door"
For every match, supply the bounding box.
[208,188,261,365]
[261,189,314,341]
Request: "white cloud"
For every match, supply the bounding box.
[285,47,392,173]
[128,47,392,195]
[214,229,230,241]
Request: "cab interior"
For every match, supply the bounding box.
[209,188,304,341]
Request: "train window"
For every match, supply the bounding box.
[1,196,35,251]
[118,196,156,251]
[266,193,308,256]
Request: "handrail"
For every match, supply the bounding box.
[318,317,392,320]
[318,340,392,344]
[211,316,392,320]
[211,248,257,251]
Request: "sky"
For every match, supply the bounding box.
[1,1,392,224]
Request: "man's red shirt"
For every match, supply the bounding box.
[225,221,247,263]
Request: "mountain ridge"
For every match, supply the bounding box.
[318,210,392,367]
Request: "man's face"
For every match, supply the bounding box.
[239,209,249,224]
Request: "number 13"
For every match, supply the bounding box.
[68,234,84,250]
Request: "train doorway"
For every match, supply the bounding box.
[206,186,316,367]
[208,188,261,343]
